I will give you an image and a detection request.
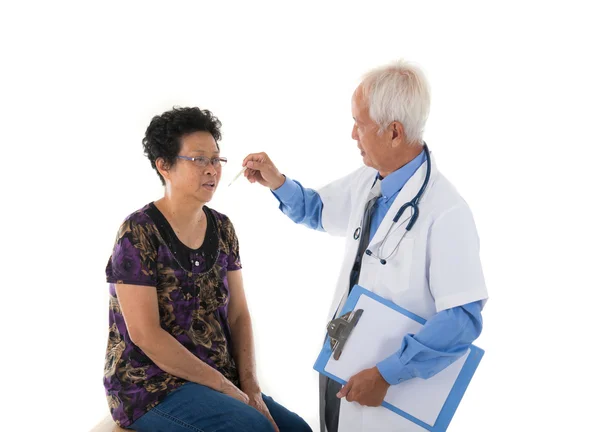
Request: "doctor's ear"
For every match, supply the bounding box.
[390,122,405,147]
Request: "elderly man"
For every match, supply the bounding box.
[243,59,488,432]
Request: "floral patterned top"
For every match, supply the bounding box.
[103,203,242,428]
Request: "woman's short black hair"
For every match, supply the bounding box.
[142,106,222,184]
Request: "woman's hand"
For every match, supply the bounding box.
[247,391,279,432]
[219,379,250,405]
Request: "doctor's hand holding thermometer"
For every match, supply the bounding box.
[241,153,286,190]
[241,59,489,432]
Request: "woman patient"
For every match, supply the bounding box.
[103,107,312,432]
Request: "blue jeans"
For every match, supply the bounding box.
[129,382,312,432]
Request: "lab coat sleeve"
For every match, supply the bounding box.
[271,175,326,231]
[376,301,483,385]
[317,166,366,237]
[428,203,489,312]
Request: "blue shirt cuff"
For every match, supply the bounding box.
[271,175,299,202]
[377,354,413,385]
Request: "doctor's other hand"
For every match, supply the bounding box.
[336,366,391,407]
[242,152,285,190]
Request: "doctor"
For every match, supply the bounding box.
[242,59,489,432]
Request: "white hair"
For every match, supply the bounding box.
[360,59,431,145]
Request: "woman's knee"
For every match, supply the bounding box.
[237,409,276,432]
[261,395,312,432]
[282,415,312,432]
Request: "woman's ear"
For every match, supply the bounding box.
[156,157,171,182]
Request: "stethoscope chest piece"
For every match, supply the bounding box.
[353,227,361,240]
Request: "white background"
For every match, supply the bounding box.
[1,1,599,431]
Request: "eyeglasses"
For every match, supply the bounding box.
[176,155,228,168]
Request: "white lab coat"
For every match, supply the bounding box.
[316,153,488,432]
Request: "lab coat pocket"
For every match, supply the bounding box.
[376,235,414,297]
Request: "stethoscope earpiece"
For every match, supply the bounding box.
[365,250,385,264]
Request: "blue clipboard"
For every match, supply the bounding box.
[313,285,485,432]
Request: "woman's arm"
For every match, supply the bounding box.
[227,270,279,431]
[115,283,249,403]
[226,270,260,393]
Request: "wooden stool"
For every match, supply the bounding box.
[90,415,128,432]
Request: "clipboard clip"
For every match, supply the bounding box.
[326,309,364,360]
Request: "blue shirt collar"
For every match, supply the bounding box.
[378,149,427,201]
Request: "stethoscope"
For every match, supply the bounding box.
[353,144,431,265]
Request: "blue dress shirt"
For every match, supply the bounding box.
[271,152,483,384]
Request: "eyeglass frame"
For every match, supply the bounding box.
[176,155,228,168]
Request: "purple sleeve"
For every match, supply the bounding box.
[105,217,158,287]
[223,217,242,271]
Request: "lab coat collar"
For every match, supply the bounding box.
[368,151,438,249]
[378,148,427,203]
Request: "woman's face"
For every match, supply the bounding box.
[163,131,222,203]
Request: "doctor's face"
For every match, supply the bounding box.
[351,86,390,172]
